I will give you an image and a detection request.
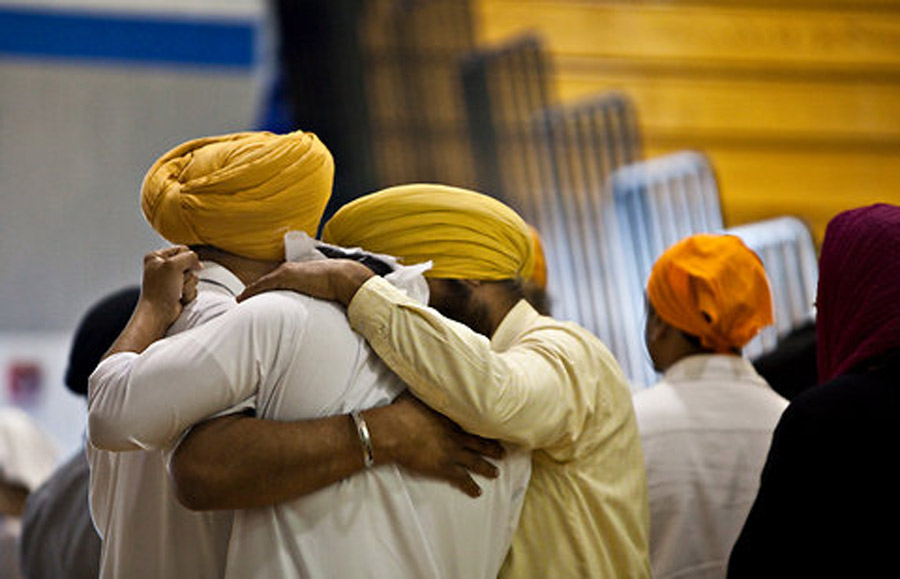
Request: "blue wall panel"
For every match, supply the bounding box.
[0,7,255,68]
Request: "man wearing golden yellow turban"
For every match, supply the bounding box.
[87,129,333,579]
[631,234,788,579]
[88,137,528,578]
[239,183,653,578]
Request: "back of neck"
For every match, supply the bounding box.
[193,246,280,286]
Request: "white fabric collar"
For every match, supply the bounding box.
[663,354,767,386]
[198,261,245,297]
[284,231,431,305]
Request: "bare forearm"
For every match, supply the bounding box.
[105,301,172,358]
[170,408,399,510]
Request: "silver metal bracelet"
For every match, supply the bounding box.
[350,411,375,469]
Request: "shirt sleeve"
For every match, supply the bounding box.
[88,294,304,452]
[348,276,608,450]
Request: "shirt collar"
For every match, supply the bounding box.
[491,299,540,352]
[198,260,246,297]
[663,353,766,386]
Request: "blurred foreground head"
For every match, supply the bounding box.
[816,203,900,383]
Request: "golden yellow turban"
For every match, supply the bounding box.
[528,224,548,289]
[321,183,535,280]
[647,233,773,352]
[141,130,334,261]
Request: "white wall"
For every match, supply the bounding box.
[0,0,265,445]
[0,61,262,332]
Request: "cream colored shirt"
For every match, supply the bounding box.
[633,354,788,579]
[348,276,651,578]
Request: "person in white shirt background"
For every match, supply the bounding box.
[19,286,139,579]
[0,405,58,579]
[632,233,789,579]
[88,130,524,578]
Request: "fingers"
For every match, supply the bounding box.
[157,245,191,258]
[144,246,200,275]
[166,247,201,275]
[447,448,500,498]
[181,271,199,304]
[459,433,505,460]
[458,451,500,479]
[237,269,284,302]
[449,465,483,498]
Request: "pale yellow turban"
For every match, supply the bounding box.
[647,234,774,352]
[141,130,334,261]
[321,183,535,280]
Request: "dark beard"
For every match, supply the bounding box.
[432,280,492,337]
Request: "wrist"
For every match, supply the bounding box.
[357,406,395,466]
[133,299,177,335]
[333,261,375,306]
[104,299,176,358]
[349,411,375,469]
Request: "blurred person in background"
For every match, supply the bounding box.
[751,319,818,401]
[633,234,788,579]
[728,204,900,578]
[238,183,651,578]
[0,406,58,579]
[18,286,138,579]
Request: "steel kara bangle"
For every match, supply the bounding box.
[350,411,375,469]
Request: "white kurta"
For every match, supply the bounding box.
[90,259,531,578]
[87,263,244,579]
[632,354,788,579]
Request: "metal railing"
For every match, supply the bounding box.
[727,216,818,359]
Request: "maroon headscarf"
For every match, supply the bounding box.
[816,204,900,383]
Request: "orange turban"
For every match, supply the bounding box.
[647,234,773,352]
[141,130,334,261]
[322,184,534,280]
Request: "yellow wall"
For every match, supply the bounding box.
[474,0,900,244]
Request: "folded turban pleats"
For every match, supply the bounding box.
[322,183,534,281]
[142,130,334,261]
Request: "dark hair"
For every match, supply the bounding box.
[487,278,551,315]
[522,280,551,315]
[317,245,394,277]
[64,287,140,397]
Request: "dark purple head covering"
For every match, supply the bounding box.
[816,204,900,383]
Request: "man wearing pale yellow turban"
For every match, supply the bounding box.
[632,233,788,579]
[89,138,523,578]
[240,183,653,578]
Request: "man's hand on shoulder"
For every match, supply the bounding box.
[364,392,505,498]
[238,258,373,307]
